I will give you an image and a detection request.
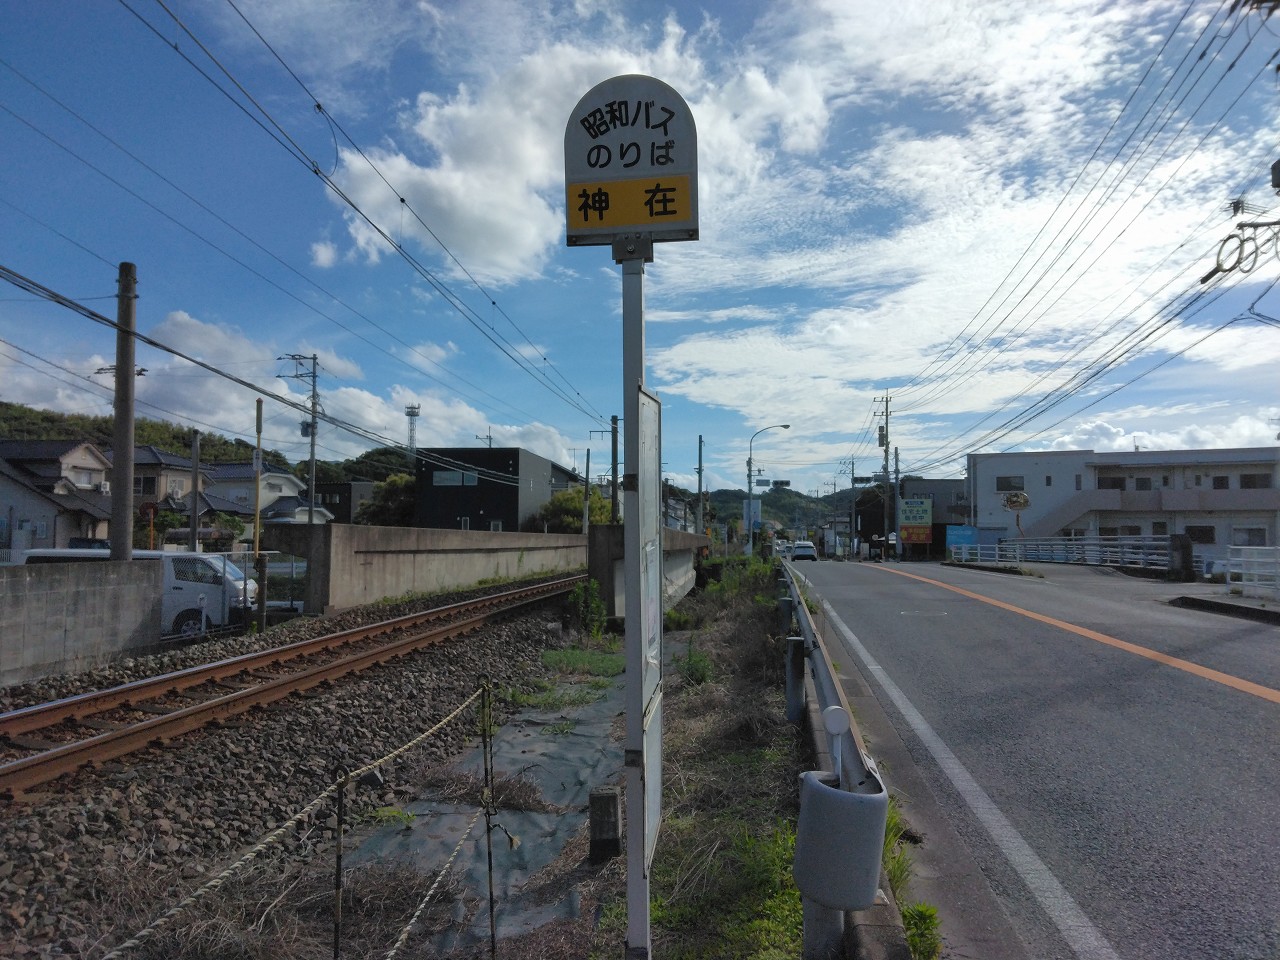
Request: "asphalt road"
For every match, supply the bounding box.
[795,559,1279,960]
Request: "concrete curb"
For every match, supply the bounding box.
[1170,594,1280,625]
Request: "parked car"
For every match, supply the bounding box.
[23,548,257,636]
[791,540,818,561]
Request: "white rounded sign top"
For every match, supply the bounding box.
[564,74,698,246]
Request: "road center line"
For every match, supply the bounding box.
[871,565,1280,705]
[822,601,1122,960]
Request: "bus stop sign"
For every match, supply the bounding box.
[564,75,698,245]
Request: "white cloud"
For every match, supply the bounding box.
[310,241,338,268]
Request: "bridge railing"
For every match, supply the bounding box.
[948,535,1171,570]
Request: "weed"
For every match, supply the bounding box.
[675,649,713,685]
[567,578,608,645]
[541,647,624,677]
[365,806,416,830]
[546,720,576,736]
[902,901,943,960]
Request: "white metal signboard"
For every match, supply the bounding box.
[564,75,698,245]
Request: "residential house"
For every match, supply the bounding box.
[203,462,333,526]
[0,440,113,555]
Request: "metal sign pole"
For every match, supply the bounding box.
[565,75,697,960]
[618,240,652,959]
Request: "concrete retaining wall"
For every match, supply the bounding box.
[0,561,162,687]
[262,524,588,613]
[588,525,709,619]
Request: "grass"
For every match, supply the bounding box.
[541,646,624,677]
[583,557,809,959]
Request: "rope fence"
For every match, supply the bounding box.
[102,685,486,959]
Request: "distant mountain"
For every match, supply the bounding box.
[0,400,292,469]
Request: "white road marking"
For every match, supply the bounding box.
[822,600,1123,960]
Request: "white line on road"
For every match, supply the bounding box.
[822,600,1123,960]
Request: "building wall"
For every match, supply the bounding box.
[967,447,1280,562]
[0,560,163,686]
[1,477,62,549]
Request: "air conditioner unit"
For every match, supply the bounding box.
[96,481,111,494]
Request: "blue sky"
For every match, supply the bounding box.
[3,0,1280,497]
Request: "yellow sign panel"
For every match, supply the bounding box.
[566,175,694,236]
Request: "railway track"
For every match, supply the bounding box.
[0,574,584,798]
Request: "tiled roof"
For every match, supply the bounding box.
[0,439,90,461]
[204,461,295,481]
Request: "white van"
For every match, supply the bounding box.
[23,549,258,637]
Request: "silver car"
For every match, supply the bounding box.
[791,540,818,561]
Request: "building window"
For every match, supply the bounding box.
[1240,473,1272,489]
[434,470,478,486]
[1194,474,1202,487]
[1211,475,1229,490]
[1161,475,1169,488]
[1152,521,1168,536]
[1045,475,1052,487]
[1135,477,1152,491]
[1121,525,1141,536]
[1185,525,1216,544]
[995,476,1024,492]
[1232,528,1267,546]
[133,476,157,496]
[1075,474,1082,491]
[1099,526,1119,537]
[458,516,471,530]
[489,520,503,532]
[1097,477,1126,491]
[167,479,185,496]
[267,482,283,493]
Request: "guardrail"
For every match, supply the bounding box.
[949,535,1172,570]
[1227,546,1280,599]
[780,569,888,958]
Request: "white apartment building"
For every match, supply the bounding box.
[965,446,1280,565]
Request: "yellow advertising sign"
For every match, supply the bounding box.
[566,175,694,237]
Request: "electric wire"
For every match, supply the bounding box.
[0,263,524,485]
[129,0,606,426]
[0,56,541,430]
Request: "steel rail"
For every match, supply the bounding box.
[0,576,582,797]
[0,576,582,738]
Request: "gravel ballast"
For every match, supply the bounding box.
[0,582,577,958]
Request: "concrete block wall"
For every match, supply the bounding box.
[263,524,589,613]
[0,561,162,686]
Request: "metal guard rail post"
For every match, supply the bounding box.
[782,568,889,959]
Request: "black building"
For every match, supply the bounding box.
[315,482,375,524]
[413,447,581,532]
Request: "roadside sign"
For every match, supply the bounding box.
[899,498,933,544]
[564,75,698,245]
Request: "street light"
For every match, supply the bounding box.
[747,423,790,556]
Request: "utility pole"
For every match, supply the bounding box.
[475,427,494,448]
[582,449,591,535]
[279,354,319,527]
[611,416,620,523]
[696,435,704,535]
[110,262,136,562]
[877,395,891,557]
[188,430,200,552]
[893,446,901,560]
[405,404,420,468]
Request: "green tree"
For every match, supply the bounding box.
[353,473,416,526]
[528,485,611,533]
